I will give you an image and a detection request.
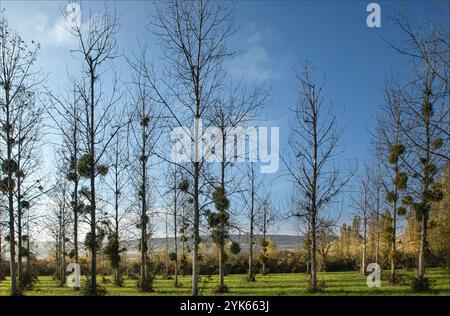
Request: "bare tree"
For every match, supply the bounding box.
[285,62,352,292]
[178,177,194,278]
[128,74,161,292]
[387,12,449,289]
[47,83,83,270]
[66,4,122,295]
[162,164,187,287]
[367,144,384,264]
[205,84,267,291]
[316,219,337,272]
[103,129,130,287]
[12,88,45,289]
[257,195,276,276]
[130,0,236,296]
[0,188,7,282]
[387,9,449,97]
[170,169,180,287]
[375,82,408,285]
[46,176,71,287]
[352,168,371,275]
[240,163,275,281]
[0,14,40,296]
[241,163,258,282]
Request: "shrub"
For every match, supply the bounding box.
[213,284,229,293]
[137,275,155,292]
[18,271,38,291]
[229,241,241,255]
[411,277,432,293]
[80,278,107,296]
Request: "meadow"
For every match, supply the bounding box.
[0,269,448,296]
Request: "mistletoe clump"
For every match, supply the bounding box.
[77,154,108,177]
[388,144,405,164]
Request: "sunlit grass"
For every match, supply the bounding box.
[0,268,448,296]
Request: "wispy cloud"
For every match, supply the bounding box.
[230,27,276,82]
[8,9,75,46]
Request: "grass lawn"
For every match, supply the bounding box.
[0,268,449,296]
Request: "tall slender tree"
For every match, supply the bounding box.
[13,88,44,289]
[132,0,236,296]
[66,5,122,295]
[103,130,129,287]
[48,83,83,270]
[367,145,384,265]
[285,62,352,292]
[352,169,371,275]
[0,14,40,296]
[46,175,71,288]
[387,13,449,290]
[258,196,275,276]
[376,81,409,284]
[129,74,161,292]
[205,84,267,290]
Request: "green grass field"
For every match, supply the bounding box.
[0,269,449,296]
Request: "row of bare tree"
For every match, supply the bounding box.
[0,1,447,296]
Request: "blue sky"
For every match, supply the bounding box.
[1,0,448,236]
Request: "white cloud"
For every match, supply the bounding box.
[230,30,276,82]
[8,9,75,47]
[47,16,75,45]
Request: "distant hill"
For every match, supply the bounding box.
[35,234,303,259]
[123,234,303,259]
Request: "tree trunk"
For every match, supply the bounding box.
[309,104,318,292]
[218,153,226,289]
[0,230,3,281]
[6,87,18,296]
[310,213,317,292]
[361,198,367,276]
[114,177,120,286]
[418,201,429,279]
[140,115,148,290]
[192,160,200,296]
[262,216,267,276]
[61,224,66,286]
[89,65,97,295]
[248,173,255,281]
[418,101,431,282]
[390,164,398,285]
[26,212,31,273]
[219,245,225,288]
[140,203,147,289]
[17,180,23,287]
[191,112,200,296]
[361,228,367,275]
[58,210,64,287]
[173,184,179,287]
[164,213,169,279]
[375,190,380,265]
[73,96,80,267]
[73,128,79,266]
